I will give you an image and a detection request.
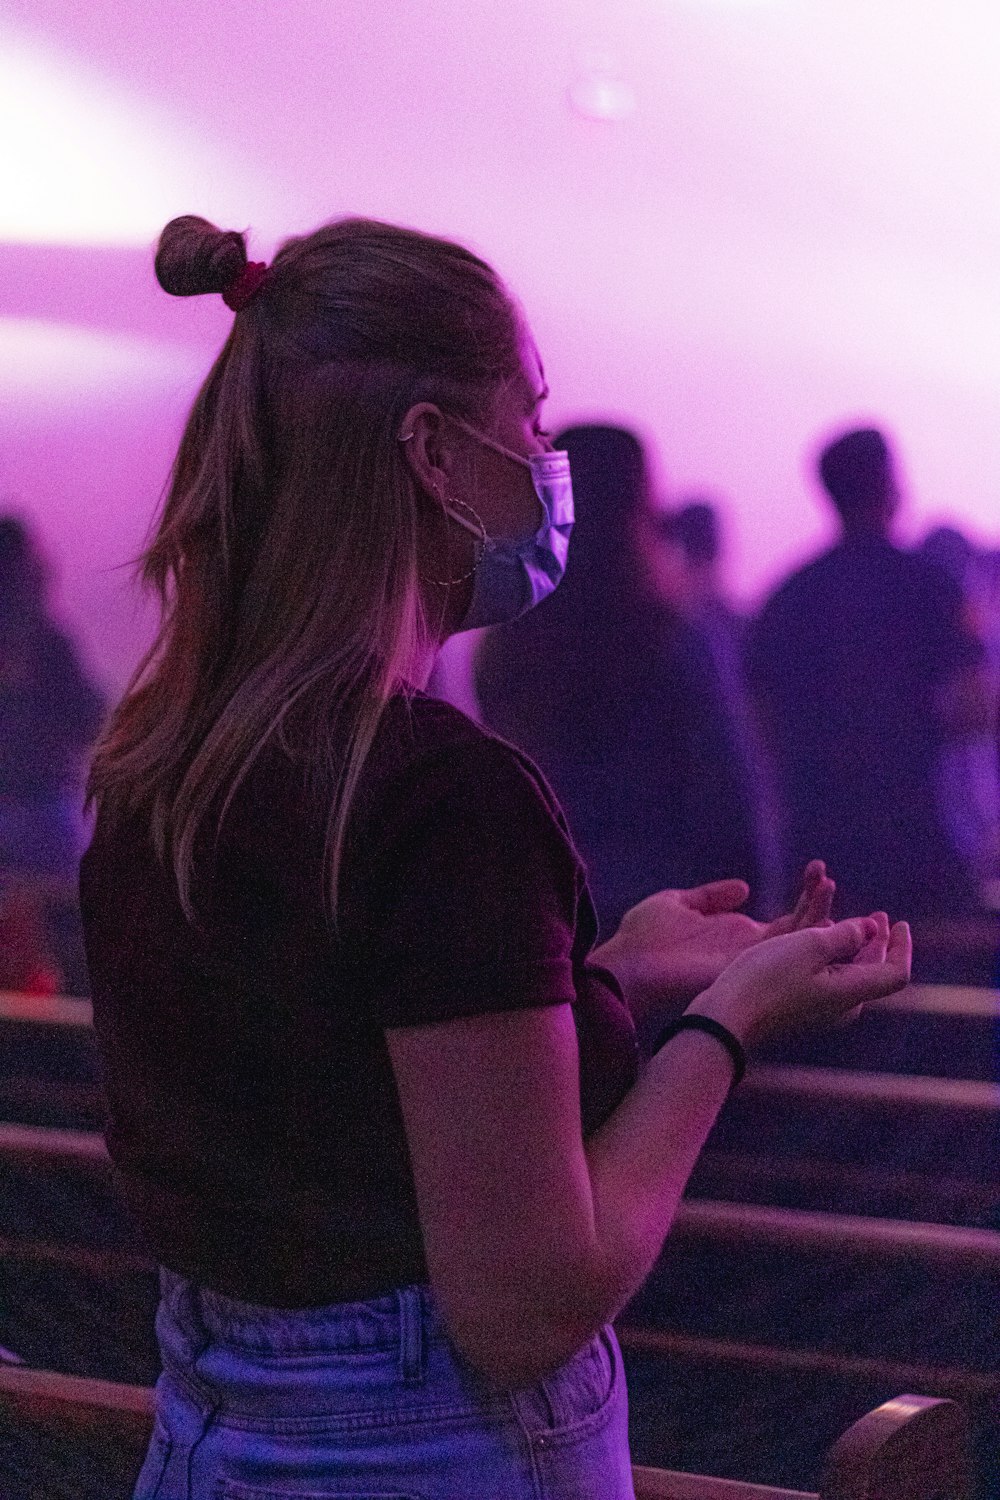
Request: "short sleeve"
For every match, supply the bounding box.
[350,730,586,1028]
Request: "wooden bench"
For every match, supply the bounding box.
[0,1362,155,1434]
[0,1369,971,1500]
[633,1393,973,1499]
[0,1364,156,1499]
[1,982,990,1032]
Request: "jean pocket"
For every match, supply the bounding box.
[513,1324,621,1443]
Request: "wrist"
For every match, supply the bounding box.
[587,937,640,1012]
[685,982,761,1049]
[653,1014,747,1092]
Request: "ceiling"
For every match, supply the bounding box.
[3,0,1000,688]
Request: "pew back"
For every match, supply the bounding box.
[0,1371,972,1500]
[632,1395,972,1500]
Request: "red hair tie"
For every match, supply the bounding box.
[223,261,270,312]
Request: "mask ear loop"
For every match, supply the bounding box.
[398,428,488,587]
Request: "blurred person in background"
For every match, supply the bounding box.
[918,526,1000,901]
[0,517,105,992]
[0,516,105,880]
[476,426,764,929]
[749,426,991,930]
[655,500,744,644]
[656,498,782,916]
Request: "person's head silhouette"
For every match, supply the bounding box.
[817,426,898,539]
[0,516,46,621]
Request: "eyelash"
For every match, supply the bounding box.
[533,425,551,439]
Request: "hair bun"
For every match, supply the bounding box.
[155,215,247,298]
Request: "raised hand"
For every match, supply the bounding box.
[692,915,912,1046]
[590,860,837,1033]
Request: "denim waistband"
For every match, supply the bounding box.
[146,1272,633,1496]
[157,1269,445,1419]
[160,1267,438,1366]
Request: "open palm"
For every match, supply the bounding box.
[591,860,836,1031]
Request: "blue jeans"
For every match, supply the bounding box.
[135,1268,635,1499]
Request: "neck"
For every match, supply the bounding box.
[841,520,891,543]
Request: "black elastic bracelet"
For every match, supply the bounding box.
[653,1015,747,1092]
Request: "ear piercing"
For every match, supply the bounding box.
[422,496,487,587]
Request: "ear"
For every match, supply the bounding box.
[398,402,458,507]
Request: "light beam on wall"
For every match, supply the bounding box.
[0,317,204,403]
[0,28,261,246]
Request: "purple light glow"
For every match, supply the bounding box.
[4,0,1000,691]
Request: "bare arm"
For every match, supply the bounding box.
[386,1003,732,1387]
[386,917,910,1387]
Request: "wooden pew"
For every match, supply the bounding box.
[0,991,102,1129]
[0,1362,154,1433]
[2,980,988,1037]
[633,1394,973,1500]
[0,991,93,1027]
[0,990,987,1493]
[754,983,999,1082]
[0,1370,971,1500]
[0,1365,155,1500]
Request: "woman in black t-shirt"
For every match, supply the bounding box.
[82,215,910,1500]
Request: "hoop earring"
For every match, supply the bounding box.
[422,497,488,586]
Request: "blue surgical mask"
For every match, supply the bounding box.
[443,423,575,632]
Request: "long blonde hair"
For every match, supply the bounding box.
[87,215,522,922]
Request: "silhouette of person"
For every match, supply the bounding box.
[917,526,1000,893]
[476,425,761,931]
[656,501,743,637]
[0,517,105,881]
[656,499,782,915]
[748,427,988,922]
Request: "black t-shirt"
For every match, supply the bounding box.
[80,694,638,1307]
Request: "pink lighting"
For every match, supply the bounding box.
[0,25,264,246]
[0,318,203,402]
[3,0,1000,693]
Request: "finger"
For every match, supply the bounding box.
[814,916,879,966]
[764,884,813,937]
[816,962,908,1005]
[854,911,889,965]
[816,924,911,1003]
[886,920,913,980]
[680,879,751,915]
[772,861,832,936]
[798,875,835,929]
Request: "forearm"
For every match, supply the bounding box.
[439,1013,739,1387]
[475,1021,736,1382]
[582,1021,735,1320]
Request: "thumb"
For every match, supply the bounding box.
[681,879,751,915]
